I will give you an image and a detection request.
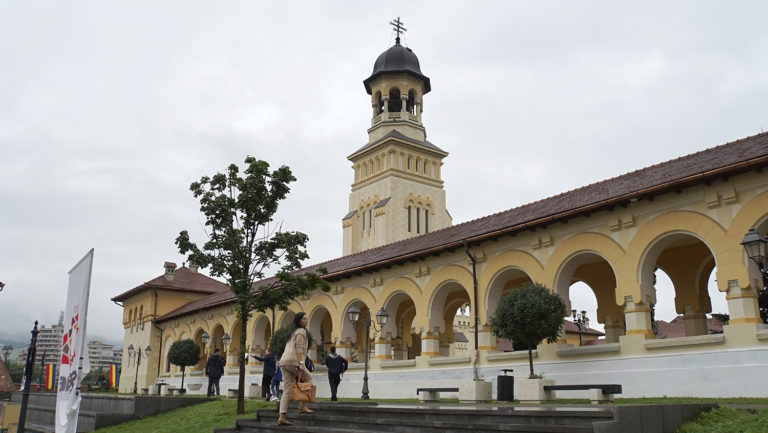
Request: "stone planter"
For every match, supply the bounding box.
[459,380,492,403]
[517,378,555,403]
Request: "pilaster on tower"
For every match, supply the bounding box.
[342,24,451,256]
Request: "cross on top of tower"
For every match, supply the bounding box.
[389,16,407,44]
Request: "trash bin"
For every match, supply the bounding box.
[497,369,514,401]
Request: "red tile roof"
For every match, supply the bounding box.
[111,266,229,302]
[655,316,725,339]
[0,361,15,392]
[154,131,768,322]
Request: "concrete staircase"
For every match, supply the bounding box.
[213,402,718,433]
[11,392,207,432]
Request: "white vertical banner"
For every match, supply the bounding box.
[55,249,94,433]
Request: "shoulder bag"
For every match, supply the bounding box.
[290,374,316,403]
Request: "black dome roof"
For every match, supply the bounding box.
[363,42,431,95]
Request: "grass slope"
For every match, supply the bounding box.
[92,399,273,433]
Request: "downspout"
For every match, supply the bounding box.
[463,240,480,381]
[152,289,163,377]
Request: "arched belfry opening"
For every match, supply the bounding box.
[407,89,417,115]
[373,91,383,115]
[388,87,402,113]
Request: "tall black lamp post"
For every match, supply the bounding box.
[127,344,151,394]
[571,309,589,346]
[347,305,389,399]
[741,228,768,323]
[2,345,12,364]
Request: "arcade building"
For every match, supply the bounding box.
[112,32,768,399]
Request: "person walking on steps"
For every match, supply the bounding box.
[251,348,277,400]
[277,312,314,426]
[205,348,225,397]
[324,346,348,402]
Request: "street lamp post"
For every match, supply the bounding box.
[221,333,231,357]
[571,309,589,346]
[2,345,12,364]
[347,305,389,400]
[741,228,768,323]
[127,344,152,394]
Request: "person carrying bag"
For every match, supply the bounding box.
[277,312,315,426]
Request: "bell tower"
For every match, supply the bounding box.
[342,19,451,256]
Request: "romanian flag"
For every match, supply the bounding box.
[108,365,117,388]
[44,364,57,390]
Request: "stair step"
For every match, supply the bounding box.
[232,407,597,433]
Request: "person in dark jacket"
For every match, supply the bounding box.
[324,346,348,402]
[205,348,225,397]
[251,349,277,400]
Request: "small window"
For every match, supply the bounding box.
[416,207,421,233]
[369,209,372,229]
[407,206,412,232]
[425,210,429,233]
[362,210,365,233]
[407,157,411,171]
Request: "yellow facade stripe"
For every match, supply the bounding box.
[726,293,758,300]
[626,329,654,337]
[730,317,762,325]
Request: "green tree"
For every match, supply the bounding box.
[8,363,24,383]
[268,326,314,358]
[489,282,566,377]
[168,339,201,391]
[176,156,330,414]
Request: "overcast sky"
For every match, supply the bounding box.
[1,2,766,347]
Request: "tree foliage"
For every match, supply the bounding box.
[7,362,24,383]
[175,156,330,413]
[489,282,566,377]
[168,339,200,390]
[268,326,314,358]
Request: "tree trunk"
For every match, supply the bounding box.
[237,300,248,414]
[528,348,534,377]
[181,366,186,389]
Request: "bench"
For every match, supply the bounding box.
[416,387,459,402]
[140,388,149,395]
[543,384,622,404]
[168,387,185,396]
[227,388,239,398]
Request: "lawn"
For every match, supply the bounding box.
[677,406,768,433]
[91,398,273,433]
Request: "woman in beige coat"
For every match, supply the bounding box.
[278,312,314,426]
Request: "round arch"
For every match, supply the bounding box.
[614,211,724,306]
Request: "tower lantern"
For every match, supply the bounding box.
[342,21,450,255]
